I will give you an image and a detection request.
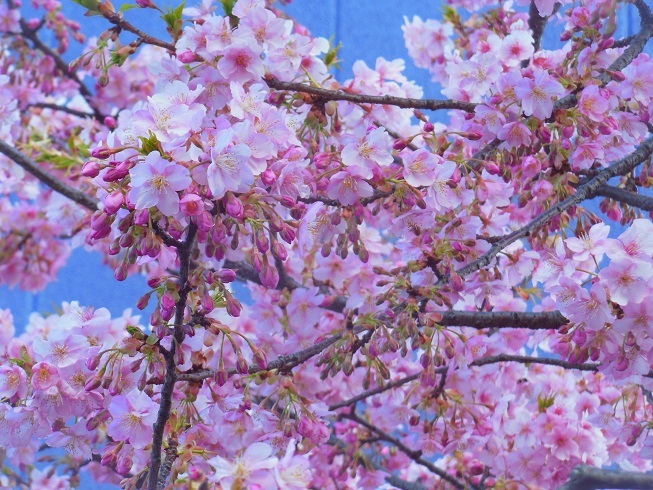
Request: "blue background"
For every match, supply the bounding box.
[0,0,646,487]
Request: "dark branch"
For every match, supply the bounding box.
[554,0,653,113]
[469,354,598,372]
[438,310,568,330]
[265,78,477,113]
[0,140,99,211]
[594,185,653,211]
[329,373,421,410]
[343,412,472,490]
[101,11,176,52]
[527,0,548,53]
[559,464,653,490]
[30,102,95,119]
[450,137,653,282]
[149,224,197,490]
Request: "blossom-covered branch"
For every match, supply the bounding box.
[265,77,478,112]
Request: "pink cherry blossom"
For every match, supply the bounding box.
[107,389,158,449]
[128,151,192,216]
[515,70,565,120]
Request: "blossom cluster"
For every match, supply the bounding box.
[0,0,652,488]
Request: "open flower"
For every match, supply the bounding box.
[208,442,278,488]
[128,151,191,216]
[107,389,158,449]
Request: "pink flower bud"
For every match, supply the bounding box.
[253,349,268,370]
[261,169,277,186]
[215,369,228,386]
[81,161,101,178]
[177,50,200,63]
[236,357,249,375]
[102,116,117,129]
[226,296,242,317]
[225,193,244,218]
[219,269,237,283]
[423,122,434,132]
[259,262,279,288]
[103,191,124,215]
[393,139,407,151]
[91,147,115,159]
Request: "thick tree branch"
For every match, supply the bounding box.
[265,77,477,113]
[469,354,599,372]
[560,464,653,490]
[149,224,197,490]
[438,310,568,330]
[343,412,472,490]
[449,137,653,283]
[527,0,548,53]
[0,140,99,211]
[594,185,653,211]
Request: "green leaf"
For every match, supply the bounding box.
[146,333,159,345]
[162,2,185,40]
[119,3,139,11]
[71,0,101,13]
[139,131,161,154]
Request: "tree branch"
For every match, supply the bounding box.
[0,140,99,211]
[10,10,105,121]
[30,102,95,119]
[265,77,477,113]
[100,10,176,51]
[438,310,568,330]
[469,354,599,372]
[559,464,653,490]
[594,185,653,211]
[149,223,197,490]
[527,0,548,54]
[329,373,421,410]
[449,136,653,283]
[343,412,472,490]
[554,0,653,113]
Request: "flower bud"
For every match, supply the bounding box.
[81,161,101,178]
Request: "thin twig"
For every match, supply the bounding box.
[101,10,176,51]
[30,102,95,119]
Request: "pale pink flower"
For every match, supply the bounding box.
[287,288,324,327]
[571,141,603,171]
[0,364,27,399]
[326,168,373,206]
[206,128,253,199]
[578,85,610,122]
[29,467,70,490]
[208,442,278,488]
[275,440,312,490]
[341,128,393,178]
[427,160,460,211]
[217,41,264,83]
[514,70,565,120]
[499,31,534,66]
[32,329,88,368]
[401,149,442,187]
[621,61,653,102]
[107,389,158,449]
[46,421,93,458]
[564,283,614,330]
[497,121,532,148]
[229,82,267,120]
[606,219,653,264]
[128,151,191,216]
[566,223,610,262]
[31,362,59,391]
[599,260,651,306]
